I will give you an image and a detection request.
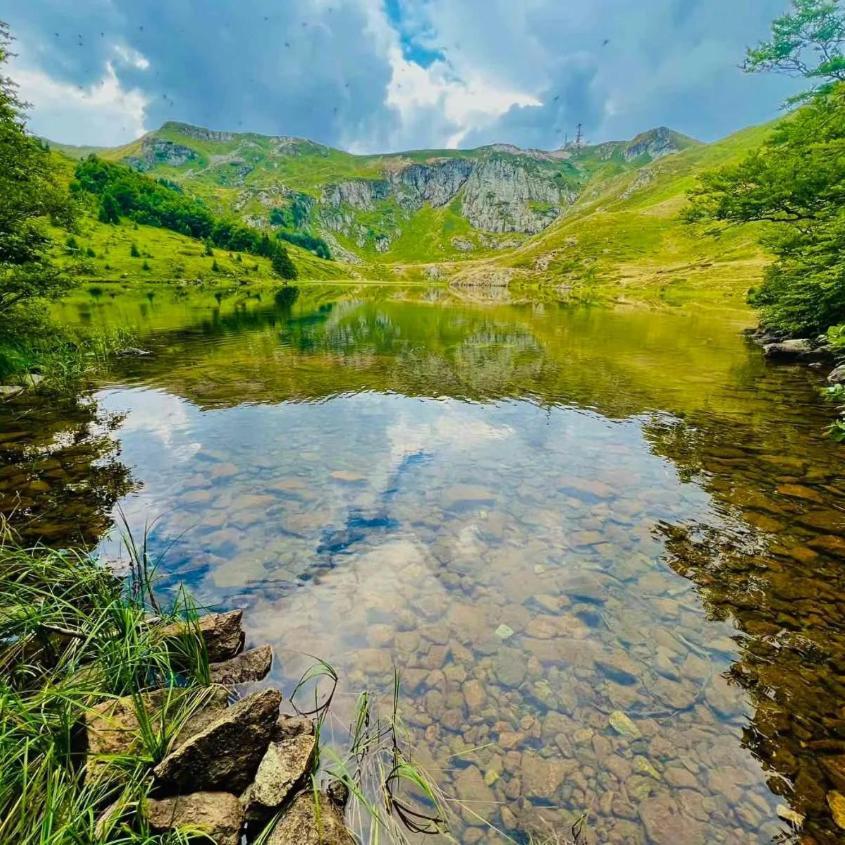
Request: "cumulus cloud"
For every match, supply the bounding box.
[0,0,802,152]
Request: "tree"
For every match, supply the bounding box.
[130,242,140,258]
[0,22,74,315]
[211,258,220,272]
[744,0,845,98]
[98,191,120,224]
[687,3,845,336]
[270,245,297,280]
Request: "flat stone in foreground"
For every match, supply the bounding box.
[266,790,356,845]
[146,791,244,845]
[210,644,273,685]
[241,733,317,821]
[154,688,281,794]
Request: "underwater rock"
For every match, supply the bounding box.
[639,793,706,845]
[608,710,641,739]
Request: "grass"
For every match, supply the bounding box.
[0,528,212,845]
[0,522,458,845]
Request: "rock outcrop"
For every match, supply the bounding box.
[157,608,246,662]
[241,733,317,822]
[153,688,282,793]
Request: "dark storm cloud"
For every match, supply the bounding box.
[1,0,399,148]
[0,0,803,151]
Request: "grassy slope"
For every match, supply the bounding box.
[48,121,776,302]
[46,151,356,284]
[90,123,693,265]
[482,122,775,306]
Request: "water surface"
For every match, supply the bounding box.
[6,283,845,843]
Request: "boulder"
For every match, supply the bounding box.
[154,688,281,794]
[829,363,845,384]
[266,790,355,845]
[146,792,243,845]
[157,610,245,662]
[763,339,829,363]
[210,644,273,685]
[241,733,317,822]
[85,686,228,783]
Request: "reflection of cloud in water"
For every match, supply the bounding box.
[100,387,200,459]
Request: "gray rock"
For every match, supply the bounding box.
[85,686,228,784]
[763,339,829,363]
[153,688,281,794]
[157,610,245,663]
[145,791,243,845]
[241,733,316,822]
[266,790,355,845]
[209,644,273,685]
[829,363,845,383]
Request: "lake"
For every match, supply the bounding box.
[3,282,845,843]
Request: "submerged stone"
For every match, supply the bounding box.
[608,710,641,739]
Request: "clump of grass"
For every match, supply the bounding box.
[0,533,211,845]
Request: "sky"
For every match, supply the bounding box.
[0,0,801,153]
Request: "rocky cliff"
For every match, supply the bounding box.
[113,121,698,259]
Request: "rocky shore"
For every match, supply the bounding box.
[90,609,355,845]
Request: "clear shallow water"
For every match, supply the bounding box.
[7,284,845,843]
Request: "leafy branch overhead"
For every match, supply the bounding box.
[743,0,845,97]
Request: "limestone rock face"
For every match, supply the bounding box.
[127,137,198,171]
[391,159,474,209]
[241,733,317,822]
[209,644,273,685]
[460,157,572,234]
[153,688,281,794]
[157,609,246,663]
[266,791,355,845]
[146,791,244,845]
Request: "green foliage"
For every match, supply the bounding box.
[73,155,297,278]
[130,242,140,257]
[0,22,74,315]
[271,246,297,279]
[98,191,120,224]
[687,84,845,334]
[0,537,212,845]
[743,0,845,98]
[276,229,332,260]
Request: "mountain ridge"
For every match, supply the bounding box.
[46,122,700,263]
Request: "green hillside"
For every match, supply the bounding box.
[451,122,776,307]
[57,122,699,266]
[42,119,776,301]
